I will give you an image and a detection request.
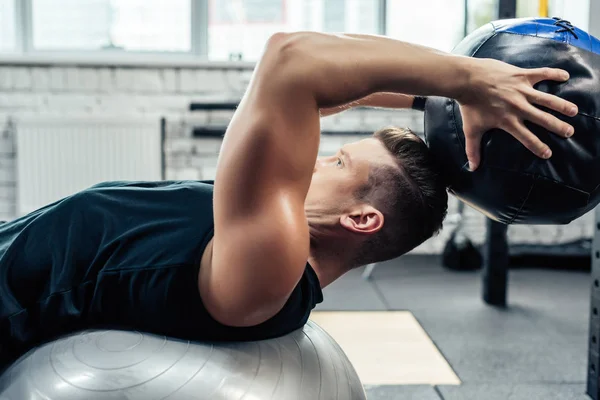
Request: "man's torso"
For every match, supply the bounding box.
[0,180,322,366]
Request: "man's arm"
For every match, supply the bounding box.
[287,32,577,169]
[319,92,416,117]
[199,34,320,327]
[200,32,577,327]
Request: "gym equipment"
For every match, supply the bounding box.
[424,17,600,225]
[588,207,600,399]
[482,218,510,305]
[441,201,483,271]
[0,321,366,400]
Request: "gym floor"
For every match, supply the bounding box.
[312,254,590,400]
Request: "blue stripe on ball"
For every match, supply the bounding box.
[493,17,600,55]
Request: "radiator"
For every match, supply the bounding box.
[16,116,163,216]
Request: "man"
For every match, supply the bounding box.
[0,32,577,365]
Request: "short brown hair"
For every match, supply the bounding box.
[353,127,448,266]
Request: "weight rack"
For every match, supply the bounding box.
[588,207,600,399]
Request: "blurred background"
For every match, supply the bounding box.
[0,0,595,258]
[1,2,599,399]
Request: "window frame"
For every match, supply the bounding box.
[2,0,469,68]
[5,0,210,66]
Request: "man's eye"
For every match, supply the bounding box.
[336,158,343,167]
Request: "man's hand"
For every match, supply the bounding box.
[457,58,579,171]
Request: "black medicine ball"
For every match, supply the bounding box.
[424,17,600,225]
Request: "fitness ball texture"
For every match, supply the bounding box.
[424,17,600,224]
[0,321,366,400]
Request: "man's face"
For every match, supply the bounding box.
[305,137,395,215]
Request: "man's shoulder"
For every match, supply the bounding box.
[88,180,214,190]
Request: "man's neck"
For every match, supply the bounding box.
[307,248,354,289]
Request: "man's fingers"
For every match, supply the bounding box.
[527,67,570,85]
[527,88,578,117]
[507,120,552,159]
[464,132,482,171]
[524,103,575,137]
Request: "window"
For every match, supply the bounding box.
[32,0,191,52]
[518,0,590,32]
[516,0,538,18]
[0,0,17,52]
[208,0,382,61]
[467,0,498,34]
[7,0,584,63]
[386,0,466,52]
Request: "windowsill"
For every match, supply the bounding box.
[0,52,258,69]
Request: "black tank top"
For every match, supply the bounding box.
[0,180,323,365]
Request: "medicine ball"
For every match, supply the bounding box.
[424,17,600,225]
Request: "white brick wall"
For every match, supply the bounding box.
[65,67,100,92]
[0,93,45,110]
[0,68,12,90]
[0,64,593,255]
[48,68,67,90]
[0,117,16,221]
[31,68,51,90]
[11,68,32,90]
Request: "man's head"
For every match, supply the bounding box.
[305,127,448,266]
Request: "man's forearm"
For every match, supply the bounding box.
[319,92,416,118]
[285,32,473,108]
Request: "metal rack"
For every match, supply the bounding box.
[588,207,600,399]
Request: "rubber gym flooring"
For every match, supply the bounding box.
[312,254,590,400]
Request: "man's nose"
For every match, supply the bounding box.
[314,158,323,173]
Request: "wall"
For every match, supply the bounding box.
[550,0,590,32]
[590,0,600,39]
[0,63,593,254]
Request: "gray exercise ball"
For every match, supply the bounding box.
[0,320,366,400]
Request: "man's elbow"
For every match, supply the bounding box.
[207,292,290,328]
[264,31,309,57]
[260,32,315,80]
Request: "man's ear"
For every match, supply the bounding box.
[340,205,384,234]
